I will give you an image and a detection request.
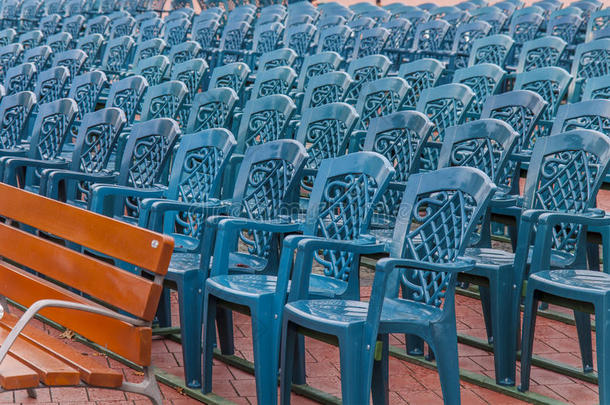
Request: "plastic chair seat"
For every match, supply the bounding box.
[530,269,610,297]
[465,247,574,269]
[167,252,268,275]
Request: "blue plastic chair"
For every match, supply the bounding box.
[516,36,567,73]
[251,22,284,60]
[134,55,171,87]
[317,25,352,58]
[249,66,297,100]
[75,34,104,70]
[471,9,508,34]
[283,22,317,71]
[547,13,584,45]
[0,43,24,83]
[184,88,238,133]
[47,32,73,55]
[362,110,433,229]
[19,0,42,33]
[105,74,149,127]
[404,19,450,62]
[582,74,610,100]
[416,83,475,171]
[169,40,202,66]
[440,11,472,52]
[586,8,610,42]
[62,14,86,39]
[208,62,251,100]
[171,58,209,127]
[343,54,391,105]
[214,21,251,66]
[4,63,37,95]
[101,35,135,79]
[138,17,164,42]
[295,51,342,94]
[398,58,445,110]
[509,12,544,46]
[452,63,506,118]
[354,76,408,134]
[39,14,61,37]
[67,70,108,134]
[133,39,167,66]
[52,49,88,90]
[34,66,70,104]
[448,20,492,70]
[0,28,16,47]
[570,39,610,102]
[164,17,191,48]
[468,34,515,68]
[352,27,390,59]
[551,99,610,136]
[140,80,189,124]
[300,71,352,112]
[0,91,37,152]
[204,150,393,405]
[279,166,495,405]
[381,18,412,66]
[257,48,298,72]
[19,30,44,51]
[110,16,136,39]
[0,98,78,189]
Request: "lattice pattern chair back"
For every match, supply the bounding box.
[355,76,408,132]
[382,18,412,50]
[284,22,317,64]
[135,55,170,87]
[551,100,610,137]
[63,15,85,39]
[24,98,78,186]
[217,21,250,64]
[352,27,390,59]
[208,62,250,97]
[302,71,352,111]
[171,57,208,124]
[169,41,201,66]
[296,51,342,92]
[0,90,37,150]
[514,66,572,140]
[115,118,180,216]
[520,129,610,262]
[430,5,461,20]
[317,16,347,32]
[164,17,191,47]
[185,88,238,133]
[547,14,584,45]
[471,10,508,34]
[398,58,445,110]
[441,11,472,50]
[252,22,284,55]
[416,83,475,170]
[517,36,567,73]
[23,45,51,73]
[468,34,515,67]
[35,66,70,104]
[140,80,189,124]
[582,74,610,100]
[192,18,220,52]
[86,15,110,36]
[68,70,108,127]
[509,12,544,45]
[344,54,391,105]
[101,35,135,76]
[317,25,352,57]
[4,63,36,94]
[450,21,492,69]
[0,0,20,29]
[571,39,610,101]
[295,102,358,194]
[106,74,148,125]
[251,66,297,100]
[388,167,495,308]
[452,63,506,117]
[360,8,391,24]
[47,32,73,55]
[362,110,433,223]
[110,16,136,39]
[257,48,297,72]
[52,49,88,87]
[439,119,519,185]
[410,19,450,56]
[19,0,42,32]
[0,43,23,82]
[586,8,610,42]
[161,128,236,241]
[19,30,44,51]
[481,90,547,194]
[236,94,296,152]
[133,38,167,65]
[139,17,164,42]
[76,34,104,69]
[230,139,307,260]
[39,14,61,37]
[0,28,16,47]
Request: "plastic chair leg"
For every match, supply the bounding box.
[279,319,298,405]
[431,323,461,405]
[595,307,609,405]
[155,287,172,328]
[202,293,217,394]
[251,312,280,405]
[518,287,538,392]
[479,285,493,344]
[587,241,601,272]
[292,334,306,385]
[371,334,389,405]
[176,272,204,388]
[338,334,369,404]
[489,272,516,385]
[574,310,594,373]
[216,307,235,355]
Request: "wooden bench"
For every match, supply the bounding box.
[0,183,174,404]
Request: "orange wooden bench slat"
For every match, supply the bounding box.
[0,262,153,366]
[0,313,123,388]
[0,356,40,390]
[0,183,173,276]
[0,325,80,386]
[0,221,162,320]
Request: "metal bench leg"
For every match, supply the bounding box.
[26,388,36,398]
[121,366,163,405]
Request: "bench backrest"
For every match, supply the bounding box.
[0,183,173,366]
